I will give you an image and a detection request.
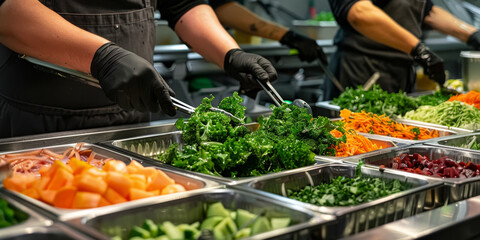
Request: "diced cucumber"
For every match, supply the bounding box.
[190,221,200,229]
[207,202,230,218]
[213,218,233,240]
[235,209,256,228]
[251,217,271,235]
[270,218,291,230]
[143,219,159,237]
[200,216,224,230]
[154,235,169,240]
[177,224,200,240]
[129,226,151,239]
[230,211,237,220]
[233,227,251,239]
[162,221,183,240]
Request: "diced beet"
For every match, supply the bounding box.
[399,153,408,161]
[392,162,399,169]
[412,153,421,160]
[466,161,478,171]
[459,161,466,167]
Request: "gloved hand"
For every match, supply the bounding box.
[91,42,176,116]
[410,42,446,86]
[280,30,328,65]
[224,49,277,98]
[467,30,480,50]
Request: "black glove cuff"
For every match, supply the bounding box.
[224,48,243,74]
[279,30,295,45]
[91,42,122,80]
[467,31,480,50]
[410,42,427,58]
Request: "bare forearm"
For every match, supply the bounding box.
[347,1,419,53]
[0,0,108,73]
[174,4,239,68]
[425,6,477,42]
[214,2,288,41]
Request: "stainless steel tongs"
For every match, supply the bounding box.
[256,79,313,114]
[171,97,244,122]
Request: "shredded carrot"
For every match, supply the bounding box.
[330,129,382,157]
[339,109,439,140]
[448,91,480,110]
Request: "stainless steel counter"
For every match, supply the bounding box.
[342,195,480,240]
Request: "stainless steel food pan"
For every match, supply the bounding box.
[100,123,334,185]
[425,132,480,154]
[395,118,474,134]
[1,143,218,221]
[2,223,92,240]
[0,191,53,239]
[67,188,337,240]
[353,144,480,203]
[330,118,459,144]
[240,163,443,238]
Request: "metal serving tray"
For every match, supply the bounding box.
[0,191,54,239]
[330,118,459,144]
[240,163,443,238]
[67,188,337,240]
[2,223,92,240]
[395,118,474,134]
[0,143,218,221]
[425,132,480,154]
[351,144,480,204]
[100,123,336,185]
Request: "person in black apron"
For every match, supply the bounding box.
[209,0,328,64]
[0,0,277,138]
[325,0,480,100]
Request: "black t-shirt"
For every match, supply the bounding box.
[207,0,234,9]
[0,0,4,6]
[329,0,433,30]
[158,0,206,28]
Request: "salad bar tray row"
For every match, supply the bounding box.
[4,125,480,239]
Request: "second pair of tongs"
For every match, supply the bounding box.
[255,79,313,114]
[171,97,244,122]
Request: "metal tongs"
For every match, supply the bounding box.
[256,79,313,114]
[171,97,244,122]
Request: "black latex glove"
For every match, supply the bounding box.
[91,42,176,116]
[468,31,480,50]
[410,42,446,86]
[280,30,328,65]
[224,49,277,98]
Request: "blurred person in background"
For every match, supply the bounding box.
[0,0,277,138]
[210,0,329,65]
[325,0,480,100]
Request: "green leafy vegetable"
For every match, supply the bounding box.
[332,85,419,117]
[287,176,409,207]
[159,92,345,178]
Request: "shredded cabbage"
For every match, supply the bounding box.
[403,101,480,130]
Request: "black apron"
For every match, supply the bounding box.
[324,0,426,100]
[0,0,156,137]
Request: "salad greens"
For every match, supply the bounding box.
[0,198,28,228]
[158,92,345,178]
[332,85,419,117]
[332,85,454,117]
[287,161,410,207]
[403,101,480,130]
